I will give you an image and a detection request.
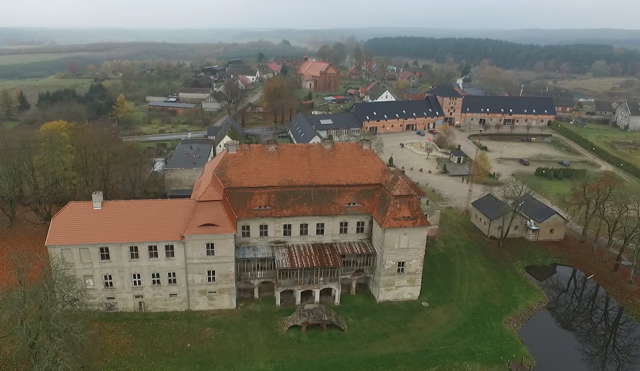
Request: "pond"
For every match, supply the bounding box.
[519,265,640,371]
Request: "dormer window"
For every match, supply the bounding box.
[344,202,360,207]
[253,206,272,210]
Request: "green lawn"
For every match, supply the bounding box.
[0,76,93,102]
[514,173,575,205]
[421,186,444,203]
[558,123,640,167]
[90,211,544,371]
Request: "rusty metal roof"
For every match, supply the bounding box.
[274,243,342,269]
[333,240,374,255]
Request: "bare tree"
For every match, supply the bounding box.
[526,122,533,133]
[363,48,375,84]
[222,78,244,116]
[494,122,503,133]
[600,192,629,263]
[613,196,640,272]
[495,177,532,248]
[0,252,92,370]
[628,244,640,284]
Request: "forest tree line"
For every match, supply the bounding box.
[364,37,640,75]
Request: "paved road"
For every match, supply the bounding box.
[245,126,286,143]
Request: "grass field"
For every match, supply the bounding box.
[0,52,99,66]
[0,76,94,102]
[90,211,544,371]
[513,173,576,206]
[559,123,640,167]
[555,77,635,97]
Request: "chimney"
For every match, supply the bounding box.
[265,140,278,151]
[227,140,238,154]
[361,138,371,150]
[321,138,333,150]
[92,191,103,210]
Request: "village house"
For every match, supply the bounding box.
[45,142,440,312]
[449,149,467,164]
[403,88,426,101]
[460,96,557,127]
[148,101,199,115]
[273,55,306,69]
[426,84,466,124]
[206,116,244,155]
[202,91,226,112]
[615,100,640,131]
[350,97,444,134]
[267,62,281,76]
[178,87,212,102]
[297,53,341,92]
[512,86,575,116]
[593,100,618,117]
[164,139,215,192]
[188,77,214,89]
[257,65,276,79]
[228,67,260,83]
[470,193,567,241]
[398,71,418,86]
[402,68,425,78]
[364,83,395,102]
[288,112,363,144]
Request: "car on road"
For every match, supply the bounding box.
[558,160,570,167]
[277,132,289,138]
[519,158,530,166]
[416,130,425,136]
[428,129,438,135]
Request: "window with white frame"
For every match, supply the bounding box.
[103,274,113,288]
[129,246,139,259]
[283,224,292,237]
[132,273,142,287]
[356,221,365,234]
[99,247,110,261]
[207,270,216,283]
[259,224,268,237]
[300,223,308,236]
[165,245,175,258]
[397,261,406,274]
[241,225,250,238]
[167,272,177,285]
[151,273,161,286]
[316,223,325,235]
[148,245,158,258]
[206,243,215,256]
[339,222,348,234]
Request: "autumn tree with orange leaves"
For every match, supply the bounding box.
[261,76,299,124]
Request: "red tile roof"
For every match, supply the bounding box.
[359,81,376,94]
[297,61,337,80]
[183,201,236,236]
[399,71,416,80]
[238,75,251,87]
[192,153,226,201]
[267,62,281,73]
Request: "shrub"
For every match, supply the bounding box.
[388,156,394,166]
[534,166,587,180]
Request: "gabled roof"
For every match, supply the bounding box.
[515,194,564,223]
[288,113,320,144]
[360,81,376,94]
[594,100,615,112]
[451,149,467,157]
[302,112,362,130]
[427,84,463,98]
[221,116,244,136]
[471,194,511,221]
[351,97,444,121]
[191,152,226,201]
[257,65,272,75]
[179,87,211,94]
[166,139,214,169]
[462,96,557,115]
[383,169,426,196]
[46,199,199,245]
[624,100,640,116]
[297,60,337,80]
[206,125,223,138]
[367,84,391,101]
[398,71,416,80]
[238,75,251,87]
[267,62,280,73]
[183,201,236,236]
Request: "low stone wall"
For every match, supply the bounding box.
[504,295,548,331]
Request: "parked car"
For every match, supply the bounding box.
[428,129,438,135]
[278,133,289,138]
[558,160,570,167]
[416,130,425,136]
[519,158,530,166]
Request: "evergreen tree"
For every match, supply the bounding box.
[257,52,266,63]
[15,90,30,112]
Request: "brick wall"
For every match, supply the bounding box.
[362,116,443,133]
[460,112,555,127]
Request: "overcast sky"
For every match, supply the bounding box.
[1,0,638,29]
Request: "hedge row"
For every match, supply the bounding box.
[534,167,587,180]
[552,123,640,178]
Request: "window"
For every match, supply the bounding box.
[356,221,365,234]
[316,223,325,236]
[103,274,113,288]
[300,223,309,236]
[241,225,250,238]
[397,261,406,274]
[514,225,519,231]
[99,247,110,261]
[169,293,178,298]
[206,243,215,256]
[339,222,348,234]
[129,246,139,259]
[148,245,158,259]
[167,272,177,285]
[165,245,175,258]
[132,273,142,287]
[259,224,268,237]
[283,224,292,237]
[550,229,555,234]
[207,270,216,283]
[151,273,161,286]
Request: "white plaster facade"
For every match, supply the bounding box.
[615,100,640,131]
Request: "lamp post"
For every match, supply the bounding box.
[500,145,505,159]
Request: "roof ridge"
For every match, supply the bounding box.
[181,201,201,237]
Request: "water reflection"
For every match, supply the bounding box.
[520,265,640,371]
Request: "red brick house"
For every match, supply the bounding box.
[297,54,341,92]
[426,84,466,124]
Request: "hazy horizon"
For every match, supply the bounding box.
[3,0,640,30]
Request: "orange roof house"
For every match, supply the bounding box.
[296,52,341,92]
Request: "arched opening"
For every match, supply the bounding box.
[258,281,275,298]
[340,278,352,295]
[300,290,314,305]
[279,289,295,306]
[236,282,255,300]
[319,288,333,305]
[355,275,370,294]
